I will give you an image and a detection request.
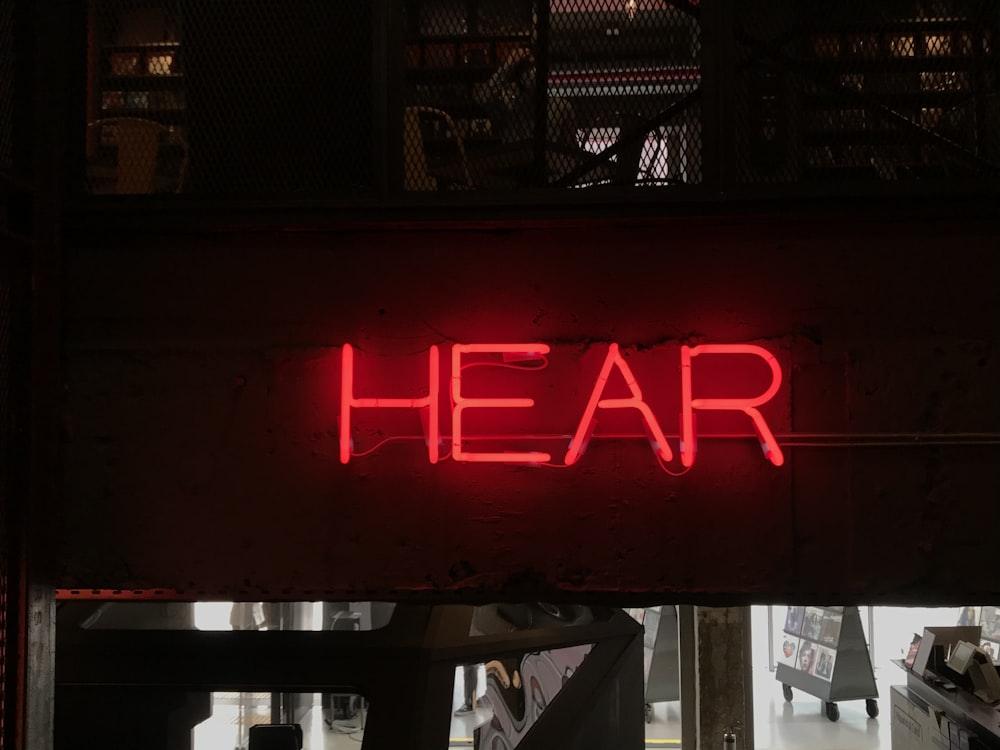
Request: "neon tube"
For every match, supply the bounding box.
[339,343,440,464]
[680,344,784,467]
[452,343,551,463]
[564,343,673,465]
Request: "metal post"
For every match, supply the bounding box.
[533,0,550,186]
[767,605,775,672]
[678,605,697,750]
[868,606,876,668]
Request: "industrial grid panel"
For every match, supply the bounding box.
[402,0,703,191]
[0,0,14,170]
[0,252,9,750]
[732,0,1000,185]
[0,0,17,743]
[84,0,374,196]
[77,0,999,198]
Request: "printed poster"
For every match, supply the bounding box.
[783,606,805,636]
[778,635,800,667]
[982,607,1000,641]
[797,642,819,674]
[813,645,837,681]
[819,612,843,647]
[801,607,824,642]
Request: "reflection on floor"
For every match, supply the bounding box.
[450,705,492,746]
[752,666,887,750]
[645,669,888,750]
[644,700,682,747]
[192,699,503,750]
[194,700,362,750]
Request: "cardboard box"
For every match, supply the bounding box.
[891,686,950,750]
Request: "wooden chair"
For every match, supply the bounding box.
[403,106,473,191]
[87,117,189,194]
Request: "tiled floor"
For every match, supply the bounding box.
[192,682,879,749]
[193,675,884,749]
[188,605,967,749]
[643,670,886,750]
[751,666,887,750]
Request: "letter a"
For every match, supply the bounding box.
[564,343,672,465]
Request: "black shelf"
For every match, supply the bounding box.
[776,606,877,719]
[91,4,186,132]
[405,33,530,44]
[102,75,184,89]
[424,136,498,152]
[804,56,981,74]
[807,18,985,35]
[405,65,497,79]
[98,108,185,119]
[802,128,964,147]
[803,91,972,108]
[92,140,185,152]
[102,41,181,51]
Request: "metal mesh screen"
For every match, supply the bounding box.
[84,0,374,196]
[0,3,19,744]
[733,1,1000,185]
[0,0,14,169]
[0,251,9,750]
[402,0,703,190]
[79,1,1000,198]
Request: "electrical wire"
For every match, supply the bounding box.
[349,434,424,458]
[353,431,1000,459]
[459,356,549,373]
[656,453,692,477]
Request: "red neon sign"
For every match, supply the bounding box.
[680,344,784,467]
[452,343,552,463]
[339,342,785,469]
[565,343,672,465]
[339,343,441,464]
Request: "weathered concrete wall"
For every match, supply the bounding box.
[58,214,1000,602]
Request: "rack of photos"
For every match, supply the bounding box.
[775,606,878,722]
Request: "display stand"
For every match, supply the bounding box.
[775,605,878,721]
[629,606,680,724]
[894,658,1000,750]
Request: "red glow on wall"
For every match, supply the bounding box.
[452,343,552,463]
[564,343,673,465]
[339,341,786,470]
[680,344,784,467]
[340,343,441,464]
